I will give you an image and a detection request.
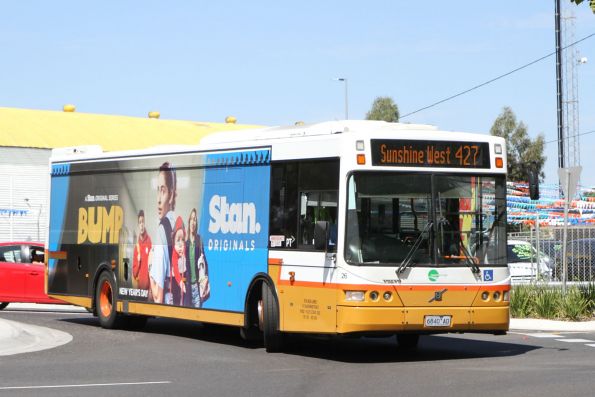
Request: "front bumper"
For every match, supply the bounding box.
[336,305,509,334]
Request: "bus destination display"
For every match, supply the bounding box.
[371,139,491,169]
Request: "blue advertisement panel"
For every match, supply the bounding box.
[48,148,270,314]
[199,151,270,312]
[47,164,71,288]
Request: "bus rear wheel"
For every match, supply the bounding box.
[261,282,284,353]
[96,271,125,329]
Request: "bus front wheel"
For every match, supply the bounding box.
[96,271,125,329]
[261,282,284,353]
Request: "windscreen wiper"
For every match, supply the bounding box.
[397,221,433,274]
[457,240,481,274]
[438,216,480,274]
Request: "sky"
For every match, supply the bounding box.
[1,1,594,188]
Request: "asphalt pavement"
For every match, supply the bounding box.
[1,303,595,356]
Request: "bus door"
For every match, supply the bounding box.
[268,159,339,332]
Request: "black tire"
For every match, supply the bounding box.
[0,302,8,310]
[261,282,284,352]
[95,271,125,329]
[239,326,261,344]
[397,334,420,351]
[240,283,264,344]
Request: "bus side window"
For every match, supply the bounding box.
[269,163,298,248]
[299,191,338,250]
[269,159,339,251]
[296,160,339,251]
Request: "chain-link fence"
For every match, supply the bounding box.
[508,226,595,283]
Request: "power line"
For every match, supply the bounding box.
[545,129,595,145]
[400,32,595,119]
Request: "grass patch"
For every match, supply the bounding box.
[559,287,589,321]
[533,287,561,318]
[510,283,595,320]
[510,285,534,318]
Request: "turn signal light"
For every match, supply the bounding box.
[495,157,503,168]
[357,154,366,165]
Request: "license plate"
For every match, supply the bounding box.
[424,315,452,327]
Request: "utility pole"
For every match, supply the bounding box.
[555,0,565,170]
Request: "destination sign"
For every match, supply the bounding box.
[371,139,490,169]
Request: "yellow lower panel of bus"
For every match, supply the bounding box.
[278,286,338,333]
[49,294,92,309]
[468,306,510,331]
[336,305,509,333]
[126,302,244,326]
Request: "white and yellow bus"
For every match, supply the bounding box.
[46,120,509,352]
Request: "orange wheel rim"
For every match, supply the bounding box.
[99,281,112,318]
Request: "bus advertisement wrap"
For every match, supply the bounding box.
[48,149,270,313]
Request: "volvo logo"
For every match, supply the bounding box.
[429,288,448,303]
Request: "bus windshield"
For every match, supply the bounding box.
[344,172,507,268]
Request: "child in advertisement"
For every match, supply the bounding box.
[186,208,210,308]
[170,216,188,306]
[132,210,152,293]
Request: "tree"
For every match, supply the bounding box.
[489,107,546,182]
[366,97,399,122]
[569,0,595,13]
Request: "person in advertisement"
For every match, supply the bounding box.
[185,208,210,308]
[170,216,188,306]
[149,162,177,304]
[132,210,152,294]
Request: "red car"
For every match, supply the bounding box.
[0,242,64,310]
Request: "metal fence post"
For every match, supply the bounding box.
[536,217,540,281]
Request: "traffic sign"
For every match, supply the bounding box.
[558,166,582,199]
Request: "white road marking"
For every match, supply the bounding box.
[0,381,171,390]
[586,344,595,348]
[517,333,561,338]
[555,339,595,343]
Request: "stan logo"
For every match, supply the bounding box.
[208,195,261,234]
[429,288,448,303]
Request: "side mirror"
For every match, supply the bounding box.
[528,166,539,200]
[314,221,329,250]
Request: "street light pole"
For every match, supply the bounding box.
[334,77,349,120]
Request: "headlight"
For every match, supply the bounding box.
[345,291,365,301]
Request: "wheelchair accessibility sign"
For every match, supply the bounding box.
[483,269,494,282]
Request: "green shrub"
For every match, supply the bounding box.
[510,285,534,318]
[578,283,595,315]
[510,283,595,320]
[533,287,561,319]
[559,287,590,320]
